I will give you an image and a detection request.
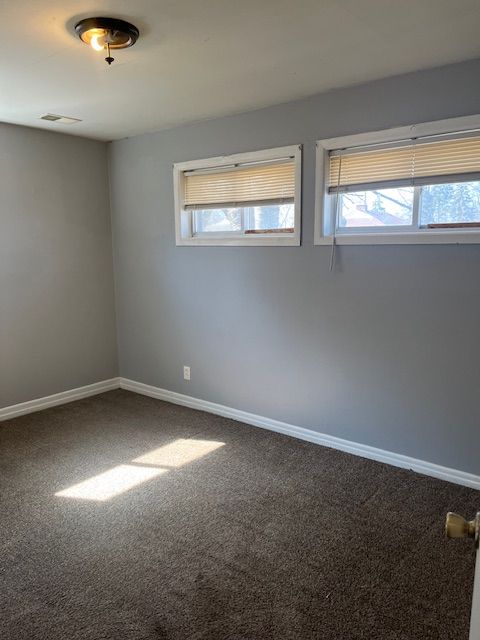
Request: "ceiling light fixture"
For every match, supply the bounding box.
[75,17,139,65]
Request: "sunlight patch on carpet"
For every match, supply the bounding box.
[133,438,225,468]
[55,439,225,501]
[55,464,168,501]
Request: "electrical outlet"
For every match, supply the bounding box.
[183,366,191,381]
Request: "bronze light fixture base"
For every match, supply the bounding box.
[75,17,139,65]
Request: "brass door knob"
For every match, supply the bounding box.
[445,512,477,539]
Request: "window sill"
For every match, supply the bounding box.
[177,235,300,247]
[315,230,480,245]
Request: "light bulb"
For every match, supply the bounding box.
[90,34,105,52]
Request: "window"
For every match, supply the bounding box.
[315,115,480,244]
[174,145,302,245]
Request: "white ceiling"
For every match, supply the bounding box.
[1,0,479,141]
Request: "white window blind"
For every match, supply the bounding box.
[328,134,480,193]
[184,158,295,209]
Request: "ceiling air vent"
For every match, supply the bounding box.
[40,114,82,124]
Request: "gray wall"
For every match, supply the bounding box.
[1,124,118,407]
[109,58,480,474]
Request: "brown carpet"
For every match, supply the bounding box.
[0,389,478,639]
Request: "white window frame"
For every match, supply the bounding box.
[174,145,302,246]
[314,114,480,245]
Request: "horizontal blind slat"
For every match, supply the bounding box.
[185,197,294,211]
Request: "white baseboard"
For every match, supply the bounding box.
[2,375,478,490]
[0,378,121,421]
[119,377,480,490]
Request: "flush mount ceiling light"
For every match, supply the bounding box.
[75,17,139,65]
